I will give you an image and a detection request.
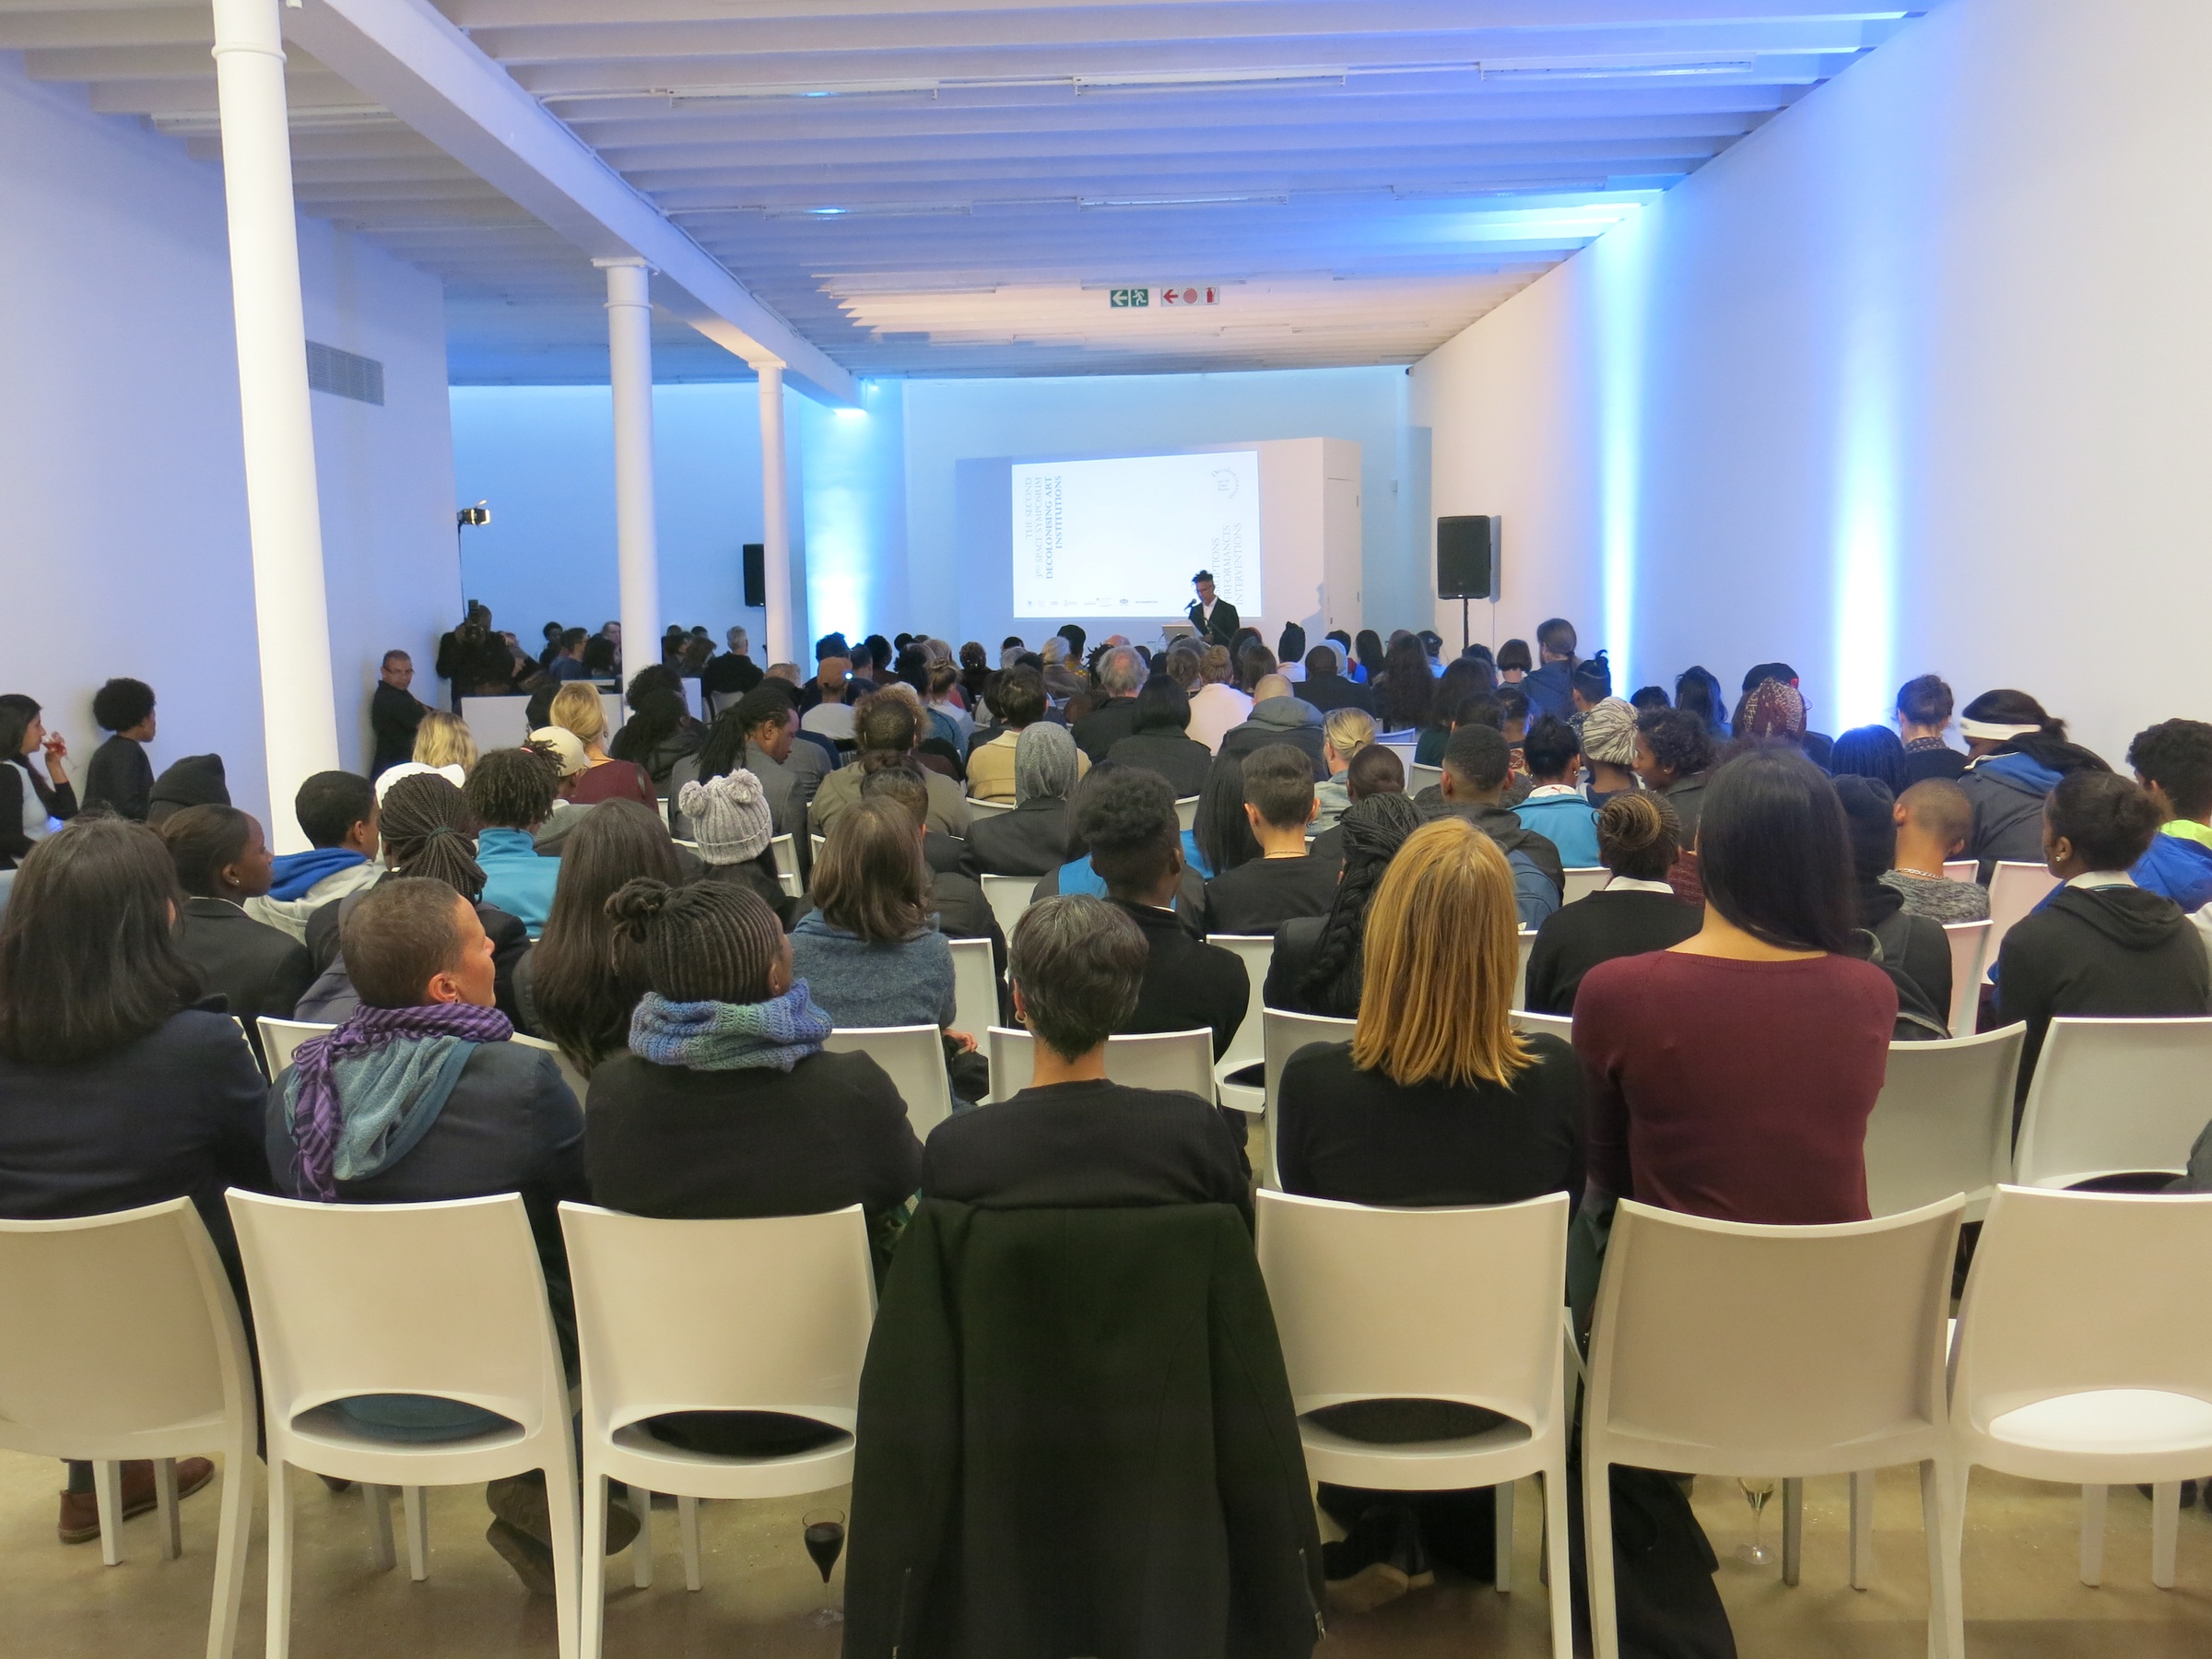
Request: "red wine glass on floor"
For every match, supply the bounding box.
[804,1508,846,1626]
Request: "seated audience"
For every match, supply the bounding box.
[1414,659,1494,764]
[1512,715,1600,867]
[859,763,1003,952]
[701,625,763,707]
[1569,651,1614,717]
[1738,663,1835,767]
[1266,794,1426,1018]
[1300,644,1373,714]
[1309,741,1406,865]
[1353,628,1387,685]
[1185,644,1253,753]
[1833,776,1952,1026]
[1037,634,1086,704]
[964,723,1078,877]
[1576,748,1897,1224]
[1372,635,1435,735]
[1520,618,1577,722]
[1070,646,1146,762]
[1277,815,1586,1605]
[924,660,973,751]
[0,694,76,871]
[1830,724,1909,791]
[1314,707,1374,831]
[809,690,971,839]
[380,708,479,802]
[517,798,681,1075]
[608,665,706,792]
[1631,706,1717,844]
[1218,673,1328,779]
[0,818,270,1546]
[1524,794,1700,1016]
[160,804,313,1037]
[693,682,829,837]
[965,667,1082,804]
[1575,696,1643,805]
[1896,673,1968,783]
[1426,724,1562,929]
[82,677,157,820]
[1996,771,2212,1112]
[147,753,229,826]
[791,797,958,1031]
[1957,688,2107,877]
[1494,636,1531,687]
[1673,665,1731,739]
[1103,675,1213,796]
[1202,744,1337,935]
[247,771,382,943]
[2125,718,2212,913]
[549,682,656,806]
[371,651,429,777]
[679,767,792,924]
[1880,778,1990,922]
[465,747,562,937]
[1630,686,1670,712]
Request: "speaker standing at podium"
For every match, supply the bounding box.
[1187,570,1241,651]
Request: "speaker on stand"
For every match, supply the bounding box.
[1436,515,1500,654]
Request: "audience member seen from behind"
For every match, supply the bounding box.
[465,747,562,938]
[1218,673,1329,780]
[82,677,157,820]
[1631,706,1717,846]
[679,767,792,924]
[1956,688,2108,877]
[1192,751,1261,883]
[609,665,706,794]
[1524,794,1700,1017]
[1414,658,1494,764]
[964,722,1079,878]
[1186,643,1254,753]
[1202,744,1337,936]
[1266,793,1427,1018]
[585,877,923,1300]
[160,804,314,1037]
[791,797,958,1034]
[1575,697,1642,806]
[1494,637,1531,688]
[1730,678,1814,761]
[1372,634,1435,735]
[1511,716,1600,868]
[1630,686,1670,713]
[1519,618,1578,722]
[548,682,656,807]
[0,818,269,1546]
[1896,674,1966,783]
[1829,724,1909,792]
[1071,646,1147,763]
[1300,644,1373,715]
[247,771,381,943]
[858,762,1003,950]
[1569,652,1613,718]
[1314,707,1374,832]
[1832,775,1953,1029]
[517,798,681,1076]
[2125,718,2212,914]
[808,689,971,840]
[1995,771,2212,1114]
[965,667,1085,805]
[0,694,76,871]
[1103,674,1213,797]
[1881,780,1990,923]
[1672,665,1730,741]
[1309,741,1406,865]
[1428,724,1561,930]
[1575,748,1898,1225]
[1277,815,1586,1607]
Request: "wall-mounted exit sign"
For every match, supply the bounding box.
[1109,287,1149,308]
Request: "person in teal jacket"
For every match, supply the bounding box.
[465,747,562,938]
[1512,715,1601,870]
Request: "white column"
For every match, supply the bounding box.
[597,256,659,687]
[212,0,338,851]
[758,360,794,668]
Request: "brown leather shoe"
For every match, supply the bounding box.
[57,1458,216,1545]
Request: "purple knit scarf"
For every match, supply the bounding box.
[288,1003,512,1200]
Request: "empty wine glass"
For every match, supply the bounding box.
[803,1508,846,1626]
[1736,1477,1777,1566]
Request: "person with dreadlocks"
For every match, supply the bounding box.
[298,771,530,1021]
[1263,793,1425,1018]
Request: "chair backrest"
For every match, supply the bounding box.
[985,1026,1214,1102]
[1561,866,1610,905]
[0,1199,252,1458]
[947,936,998,1044]
[1511,1010,1573,1042]
[1407,762,1443,796]
[1941,920,1991,1037]
[259,1016,335,1076]
[227,1191,567,1434]
[965,796,1015,818]
[1257,1190,1570,1429]
[2012,1016,2212,1188]
[511,1032,594,1107]
[977,872,1036,941]
[1943,860,1978,884]
[1206,935,1275,1077]
[1173,794,1202,832]
[1512,927,1536,1010]
[769,832,802,898]
[1373,735,1418,766]
[1954,1186,2212,1429]
[1983,860,2059,965]
[1585,1196,1961,1471]
[1862,1025,2024,1217]
[560,1203,875,1437]
[822,1025,955,1136]
[1260,1007,1358,1190]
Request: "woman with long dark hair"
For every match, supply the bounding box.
[1371,635,1434,735]
[1103,675,1212,797]
[1192,750,1261,879]
[1828,724,1909,792]
[1673,665,1730,740]
[1352,629,1386,686]
[521,797,683,1075]
[789,797,957,1030]
[0,694,77,870]
[1415,657,1495,765]
[608,665,705,793]
[1265,794,1426,1017]
[1955,688,2109,875]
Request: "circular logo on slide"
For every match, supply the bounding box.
[1211,468,1240,497]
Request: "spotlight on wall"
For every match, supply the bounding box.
[456,502,490,529]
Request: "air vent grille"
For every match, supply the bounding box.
[306,341,384,406]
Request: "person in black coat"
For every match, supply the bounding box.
[1103,675,1214,798]
[370,651,429,777]
[1524,793,1702,1016]
[1297,645,1373,714]
[159,806,314,1055]
[1069,645,1146,762]
[1203,744,1339,936]
[1833,774,1953,1023]
[964,723,1080,877]
[1185,569,1241,651]
[82,677,159,821]
[1267,794,1427,1018]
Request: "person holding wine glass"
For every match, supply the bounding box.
[0,694,78,871]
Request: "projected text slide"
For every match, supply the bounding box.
[1011,451,1263,618]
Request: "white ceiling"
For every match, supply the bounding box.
[2,0,1933,384]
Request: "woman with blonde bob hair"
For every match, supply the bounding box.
[548,680,654,806]
[1275,814,1584,1610]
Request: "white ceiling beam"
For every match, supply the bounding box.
[281,0,856,403]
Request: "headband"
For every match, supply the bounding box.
[1957,719,2042,742]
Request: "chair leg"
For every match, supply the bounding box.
[156,1457,182,1561]
[94,1459,125,1568]
[1782,1477,1804,1587]
[1493,1480,1515,1593]
[579,1473,608,1659]
[2079,1484,2107,1586]
[1921,1459,1966,1659]
[627,1485,653,1589]
[678,1495,702,1592]
[547,1461,584,1659]
[1541,1465,1573,1659]
[1585,1458,1620,1659]
[205,1445,253,1659]
[401,1487,429,1582]
[265,1461,295,1659]
[2151,1481,2181,1590]
[365,1485,396,1571]
[1850,1470,1877,1590]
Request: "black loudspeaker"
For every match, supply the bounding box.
[1437,515,1500,601]
[742,543,765,608]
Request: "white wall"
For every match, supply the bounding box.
[0,54,458,825]
[1409,0,2212,763]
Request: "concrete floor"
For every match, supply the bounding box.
[4,1451,2207,1656]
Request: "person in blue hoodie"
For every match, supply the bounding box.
[1955,689,2109,880]
[2125,718,2212,913]
[1512,714,1601,868]
[244,771,382,944]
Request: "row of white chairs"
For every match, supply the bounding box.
[969,792,1202,830]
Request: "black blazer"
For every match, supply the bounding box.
[1298,672,1373,714]
[1186,596,1241,649]
[1070,697,1142,764]
[371,683,429,776]
[962,797,1071,877]
[176,897,316,1036]
[1109,898,1249,1061]
[82,735,154,821]
[1104,732,1214,798]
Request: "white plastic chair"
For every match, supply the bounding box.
[823,1025,957,1136]
[0,1199,255,1656]
[947,936,998,1046]
[1174,794,1201,832]
[2012,1016,2212,1189]
[1940,921,1990,1037]
[977,872,1036,942]
[559,1204,875,1656]
[1943,860,1977,884]
[512,1033,594,1107]
[1374,735,1418,771]
[1983,861,2059,971]
[964,796,1015,818]
[768,832,802,899]
[1408,762,1443,796]
[227,1191,584,1659]
[1512,928,1536,1011]
[1206,934,1275,1113]
[1583,1197,1966,1659]
[985,1026,1214,1103]
[258,1017,335,1076]
[1258,1191,1574,1653]
[1511,1011,1574,1042]
[1863,1026,2024,1220]
[1561,867,1610,905]
[1952,1186,2212,1591]
[1259,1008,1357,1191]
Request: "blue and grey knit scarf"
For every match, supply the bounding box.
[628,982,833,1073]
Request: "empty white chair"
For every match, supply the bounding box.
[1259,1008,1357,1190]
[768,832,802,899]
[1940,921,1990,1038]
[1374,735,1418,768]
[1174,794,1202,832]
[1561,867,1610,905]
[1863,1026,2024,1219]
[0,1199,256,1656]
[227,1191,585,1659]
[948,936,999,1045]
[1943,860,1977,884]
[1983,861,2059,970]
[1583,1197,1966,1659]
[1510,1010,1573,1043]
[1407,762,1444,796]
[1952,1186,2212,1591]
[978,872,1037,941]
[964,796,1015,818]
[1512,928,1536,1011]
[985,1026,1214,1104]
[559,1204,876,1656]
[2012,1016,2212,1189]
[257,1017,335,1077]
[1206,934,1275,1112]
[512,1032,594,1107]
[1258,1191,1574,1654]
[824,1025,957,1136]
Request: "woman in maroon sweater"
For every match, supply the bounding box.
[1574,747,1896,1224]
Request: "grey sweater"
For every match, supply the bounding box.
[789,913,957,1030]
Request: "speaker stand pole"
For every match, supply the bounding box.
[1461,596,1470,656]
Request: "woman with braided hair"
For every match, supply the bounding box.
[1263,793,1425,1018]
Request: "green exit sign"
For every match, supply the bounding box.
[1109,287,1149,308]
